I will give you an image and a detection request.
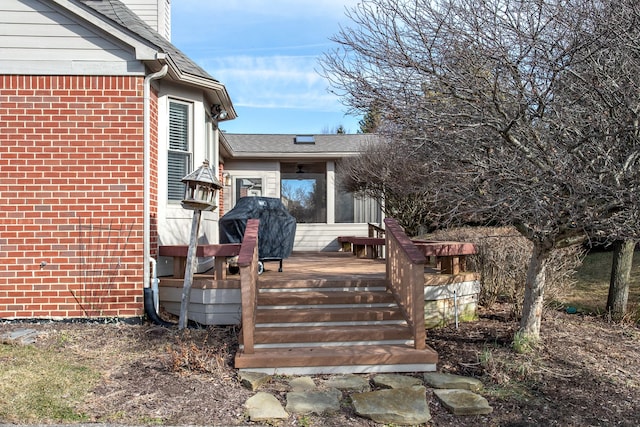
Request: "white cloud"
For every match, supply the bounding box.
[172,1,358,120]
[204,55,339,111]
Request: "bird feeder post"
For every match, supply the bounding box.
[178,210,201,330]
[177,160,222,330]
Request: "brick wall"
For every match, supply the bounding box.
[0,75,152,319]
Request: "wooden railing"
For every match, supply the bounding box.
[412,240,477,274]
[238,219,259,354]
[158,244,241,279]
[384,218,426,349]
[368,222,385,238]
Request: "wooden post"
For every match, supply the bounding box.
[178,210,202,330]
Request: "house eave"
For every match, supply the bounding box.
[163,59,237,120]
[222,152,361,160]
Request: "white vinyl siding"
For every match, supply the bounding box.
[294,223,370,251]
[120,0,171,40]
[168,100,192,201]
[0,0,144,75]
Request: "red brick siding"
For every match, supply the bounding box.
[0,75,152,319]
[149,86,159,258]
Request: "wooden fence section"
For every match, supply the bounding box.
[238,219,259,354]
[384,218,427,350]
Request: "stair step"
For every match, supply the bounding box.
[258,278,388,290]
[253,324,412,345]
[252,339,413,349]
[257,290,396,306]
[235,344,438,375]
[234,274,436,375]
[255,306,405,324]
[260,285,388,293]
[256,320,406,328]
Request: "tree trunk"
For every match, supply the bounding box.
[519,241,552,340]
[606,239,635,321]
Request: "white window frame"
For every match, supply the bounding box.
[234,176,264,205]
[167,99,193,202]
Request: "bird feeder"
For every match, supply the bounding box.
[181,160,222,211]
[178,159,222,329]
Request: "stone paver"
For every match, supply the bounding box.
[245,392,288,421]
[239,371,271,391]
[0,328,41,345]
[351,385,431,425]
[433,389,493,415]
[424,372,484,392]
[373,373,423,389]
[285,388,342,415]
[325,374,371,392]
[242,371,493,423]
[289,376,316,391]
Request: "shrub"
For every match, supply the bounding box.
[425,226,584,315]
[165,327,237,375]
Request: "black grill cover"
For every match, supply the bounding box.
[219,197,296,260]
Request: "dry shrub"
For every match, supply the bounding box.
[165,327,238,375]
[427,226,584,315]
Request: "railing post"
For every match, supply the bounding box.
[238,219,259,354]
[384,218,426,349]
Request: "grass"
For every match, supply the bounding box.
[562,250,640,317]
[0,343,100,423]
[511,331,538,354]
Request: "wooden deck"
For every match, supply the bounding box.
[158,226,479,375]
[257,251,387,280]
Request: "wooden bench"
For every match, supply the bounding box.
[337,236,385,259]
[411,240,477,274]
[158,244,242,280]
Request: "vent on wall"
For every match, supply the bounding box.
[294,135,315,144]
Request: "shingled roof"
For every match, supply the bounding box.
[80,0,217,83]
[221,133,379,159]
[80,0,215,82]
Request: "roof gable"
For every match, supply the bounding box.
[79,0,213,81]
[59,0,235,117]
[0,0,148,75]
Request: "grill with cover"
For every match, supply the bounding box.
[219,197,296,273]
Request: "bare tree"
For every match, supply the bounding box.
[607,240,635,320]
[321,0,640,341]
[565,0,640,320]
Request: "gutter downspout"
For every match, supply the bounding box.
[143,65,174,326]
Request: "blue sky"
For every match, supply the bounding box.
[171,0,363,135]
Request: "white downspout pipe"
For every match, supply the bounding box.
[143,65,168,292]
[150,257,159,312]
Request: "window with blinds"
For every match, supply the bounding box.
[168,101,191,201]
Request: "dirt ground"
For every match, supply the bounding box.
[3,305,640,427]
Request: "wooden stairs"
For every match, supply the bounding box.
[234,277,438,375]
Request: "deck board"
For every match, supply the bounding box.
[235,344,438,369]
[253,324,413,344]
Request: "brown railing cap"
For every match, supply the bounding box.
[158,243,241,257]
[238,218,259,266]
[384,218,426,264]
